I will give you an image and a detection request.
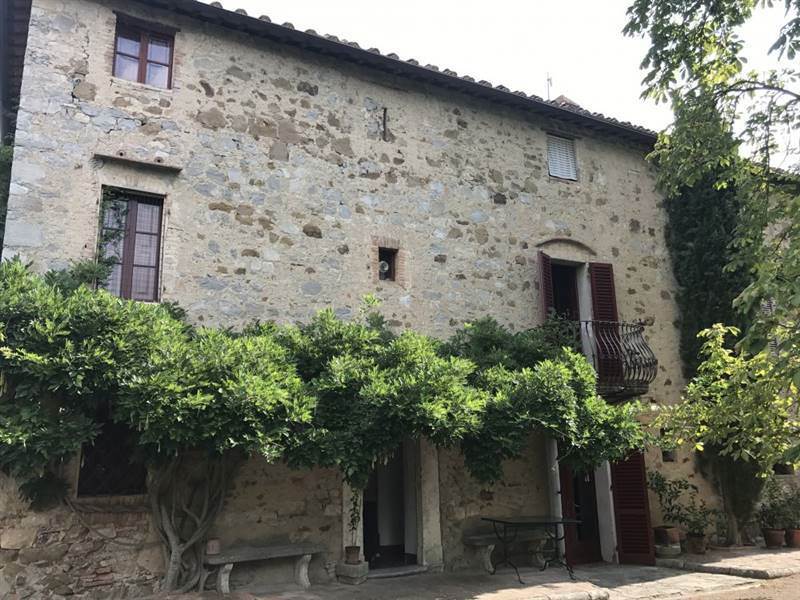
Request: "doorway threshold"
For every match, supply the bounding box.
[367,564,428,579]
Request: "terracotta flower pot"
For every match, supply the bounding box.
[787,528,800,548]
[764,528,786,549]
[654,526,681,545]
[344,545,361,565]
[686,533,707,554]
[205,538,221,555]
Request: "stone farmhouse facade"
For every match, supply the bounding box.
[0,0,717,596]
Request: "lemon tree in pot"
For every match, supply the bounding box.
[345,494,362,565]
[759,479,788,549]
[784,487,800,548]
[648,471,691,545]
[681,493,717,554]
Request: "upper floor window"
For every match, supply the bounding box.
[100,188,164,302]
[113,19,173,89]
[547,134,577,180]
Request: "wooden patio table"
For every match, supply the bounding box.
[480,515,581,583]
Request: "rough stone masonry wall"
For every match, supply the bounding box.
[212,459,342,588]
[0,474,162,599]
[0,0,721,594]
[438,434,550,571]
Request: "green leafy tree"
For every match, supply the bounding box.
[120,326,313,591]
[0,258,182,484]
[664,171,753,375]
[0,266,647,591]
[661,325,797,471]
[0,260,313,591]
[446,318,648,481]
[625,0,800,379]
[626,0,800,543]
[658,325,799,540]
[280,305,484,489]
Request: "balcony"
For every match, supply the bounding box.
[579,320,658,401]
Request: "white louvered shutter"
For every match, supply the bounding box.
[547,135,577,180]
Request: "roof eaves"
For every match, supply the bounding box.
[143,0,658,145]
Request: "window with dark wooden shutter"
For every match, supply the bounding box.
[539,251,554,319]
[100,189,163,302]
[610,452,655,565]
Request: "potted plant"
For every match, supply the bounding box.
[345,493,362,564]
[682,493,717,554]
[784,487,800,548]
[759,479,787,549]
[648,471,690,545]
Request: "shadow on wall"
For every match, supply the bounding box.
[0,143,12,249]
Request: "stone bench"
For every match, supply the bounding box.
[463,530,550,573]
[202,543,325,594]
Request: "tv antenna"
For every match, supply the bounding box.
[546,73,553,100]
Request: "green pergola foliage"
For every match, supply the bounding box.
[0,258,185,479]
[0,261,647,589]
[0,261,648,492]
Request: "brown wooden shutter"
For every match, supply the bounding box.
[539,251,554,319]
[610,452,655,565]
[589,262,622,385]
[589,262,618,321]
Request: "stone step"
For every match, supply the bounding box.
[366,564,429,579]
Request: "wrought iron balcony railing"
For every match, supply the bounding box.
[579,320,658,401]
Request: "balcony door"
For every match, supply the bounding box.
[551,263,580,321]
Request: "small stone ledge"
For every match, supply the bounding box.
[553,591,609,600]
[656,556,800,580]
[69,493,149,512]
[93,152,183,174]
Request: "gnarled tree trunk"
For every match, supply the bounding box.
[698,446,763,546]
[149,452,241,592]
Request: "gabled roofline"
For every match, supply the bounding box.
[141,0,658,146]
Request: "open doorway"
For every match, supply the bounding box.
[551,263,580,320]
[560,464,603,565]
[362,441,419,569]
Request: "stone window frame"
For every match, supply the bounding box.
[62,452,149,510]
[56,401,149,507]
[371,236,408,287]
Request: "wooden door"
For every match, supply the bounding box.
[610,452,655,565]
[560,465,603,564]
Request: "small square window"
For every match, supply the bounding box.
[378,247,398,281]
[113,19,174,89]
[547,135,577,180]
